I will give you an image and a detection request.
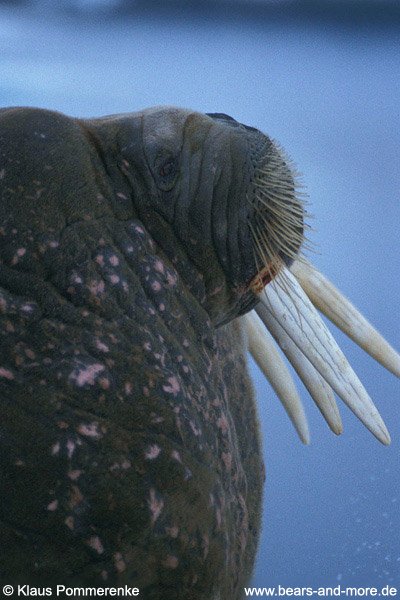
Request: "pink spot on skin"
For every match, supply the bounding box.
[17,247,26,257]
[189,421,202,436]
[134,225,144,234]
[166,273,178,286]
[216,414,228,436]
[163,556,179,569]
[95,339,109,352]
[171,450,182,463]
[109,255,119,266]
[87,536,104,554]
[70,363,105,387]
[68,469,83,481]
[114,553,126,573]
[151,280,162,292]
[126,245,134,253]
[70,485,83,507]
[215,508,222,531]
[95,254,105,267]
[49,240,59,248]
[151,416,164,424]
[222,452,232,471]
[25,348,36,360]
[202,535,210,559]
[159,303,166,311]
[183,339,190,347]
[21,304,34,312]
[77,422,102,439]
[0,367,14,380]
[154,260,165,274]
[124,382,132,395]
[117,192,128,200]
[66,440,76,458]
[110,274,120,284]
[162,376,180,396]
[89,280,105,295]
[0,168,5,179]
[145,444,161,460]
[121,460,131,470]
[165,526,179,538]
[208,283,224,298]
[47,499,58,511]
[73,275,83,284]
[148,488,164,524]
[65,516,74,531]
[143,386,150,397]
[51,442,60,455]
[99,378,110,390]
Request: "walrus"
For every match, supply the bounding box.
[0,106,398,597]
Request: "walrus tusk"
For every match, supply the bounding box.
[254,307,343,436]
[245,311,310,444]
[290,259,400,379]
[255,267,391,445]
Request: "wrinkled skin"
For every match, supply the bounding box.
[0,107,301,598]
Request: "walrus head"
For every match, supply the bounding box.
[85,107,306,326]
[82,106,399,446]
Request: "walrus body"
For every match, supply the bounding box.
[0,107,303,596]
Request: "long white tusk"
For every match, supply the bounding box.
[262,309,342,435]
[245,311,310,444]
[256,268,391,445]
[291,259,400,379]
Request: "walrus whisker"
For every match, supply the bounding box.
[254,186,311,211]
[253,189,309,218]
[248,220,281,291]
[290,259,400,379]
[245,310,310,444]
[249,198,305,264]
[250,200,305,250]
[249,219,301,324]
[251,206,304,267]
[256,268,391,445]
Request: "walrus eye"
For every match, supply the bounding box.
[156,156,178,191]
[159,161,174,178]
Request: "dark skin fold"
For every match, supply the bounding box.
[0,106,303,598]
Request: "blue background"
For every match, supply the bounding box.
[1,1,399,588]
